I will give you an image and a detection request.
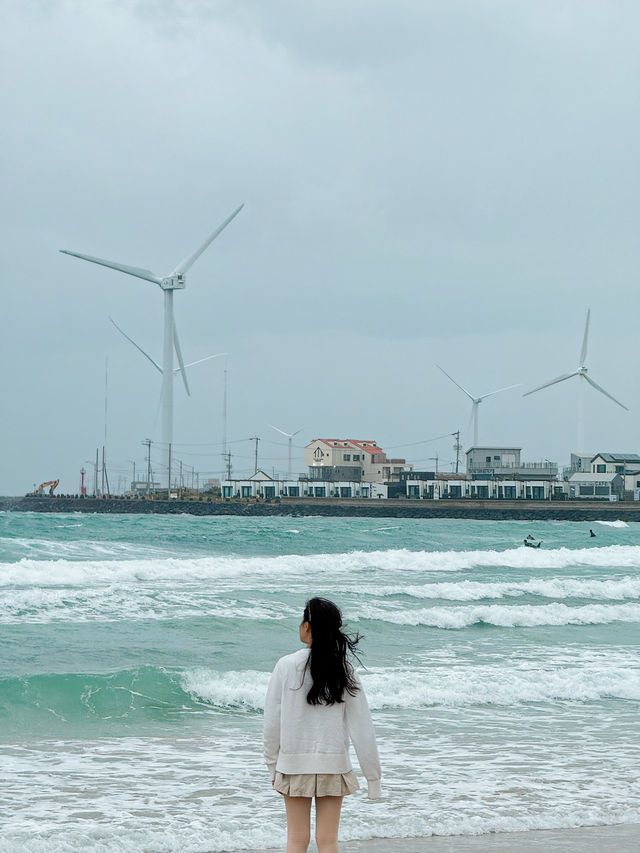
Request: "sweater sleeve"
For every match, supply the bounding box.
[263,659,283,781]
[345,676,382,798]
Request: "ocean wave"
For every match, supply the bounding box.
[3,659,638,731]
[343,576,640,602]
[3,575,638,624]
[182,662,640,709]
[594,520,629,528]
[2,544,640,586]
[353,602,640,629]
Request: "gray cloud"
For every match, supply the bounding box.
[1,0,638,493]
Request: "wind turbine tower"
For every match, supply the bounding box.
[436,365,520,447]
[523,308,628,452]
[268,424,303,480]
[61,205,243,487]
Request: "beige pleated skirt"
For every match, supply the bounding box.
[274,770,360,797]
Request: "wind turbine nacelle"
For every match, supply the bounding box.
[161,274,186,290]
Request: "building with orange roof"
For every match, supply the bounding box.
[305,438,410,483]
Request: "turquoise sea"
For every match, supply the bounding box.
[1,511,639,851]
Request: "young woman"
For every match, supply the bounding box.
[264,597,381,853]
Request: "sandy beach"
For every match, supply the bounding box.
[236,823,640,852]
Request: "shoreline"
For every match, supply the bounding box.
[234,824,640,853]
[2,494,640,521]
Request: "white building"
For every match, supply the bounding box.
[567,472,624,500]
[305,439,409,482]
[220,471,387,500]
[589,453,640,497]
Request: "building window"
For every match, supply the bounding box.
[493,455,501,461]
[595,486,610,496]
[241,486,252,497]
[288,486,300,497]
[353,454,360,461]
[579,485,595,496]
[314,486,326,497]
[343,453,351,461]
[615,465,624,473]
[596,464,606,473]
[485,456,491,464]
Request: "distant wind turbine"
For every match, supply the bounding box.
[109,317,226,394]
[437,365,520,447]
[268,424,303,480]
[523,308,628,452]
[60,205,243,485]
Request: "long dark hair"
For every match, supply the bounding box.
[302,597,362,706]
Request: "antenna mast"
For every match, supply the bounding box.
[222,363,228,474]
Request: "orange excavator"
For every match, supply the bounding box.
[30,480,60,496]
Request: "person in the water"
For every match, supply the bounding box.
[590,529,596,537]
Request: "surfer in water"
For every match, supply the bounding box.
[524,538,542,549]
[590,529,596,538]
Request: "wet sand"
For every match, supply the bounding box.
[234,823,639,852]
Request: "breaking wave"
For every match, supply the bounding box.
[2,544,640,587]
[354,602,640,629]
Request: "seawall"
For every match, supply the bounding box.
[2,495,640,521]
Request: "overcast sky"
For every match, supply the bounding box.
[1,0,638,493]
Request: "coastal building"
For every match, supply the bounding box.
[567,472,623,500]
[220,471,387,499]
[466,447,558,480]
[588,453,640,497]
[305,439,409,482]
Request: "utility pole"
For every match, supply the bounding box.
[225,450,232,480]
[179,460,183,499]
[129,460,136,492]
[167,442,172,498]
[95,447,99,496]
[103,448,110,496]
[142,439,152,495]
[251,436,260,474]
[453,430,462,474]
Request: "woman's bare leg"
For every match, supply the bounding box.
[315,795,343,853]
[284,795,312,853]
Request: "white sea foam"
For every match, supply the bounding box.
[594,520,629,528]
[353,601,640,629]
[2,544,640,587]
[180,658,640,711]
[342,576,640,602]
[3,575,639,623]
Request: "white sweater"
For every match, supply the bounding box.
[263,648,382,798]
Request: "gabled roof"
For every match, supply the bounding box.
[568,472,621,482]
[248,470,273,481]
[591,453,640,463]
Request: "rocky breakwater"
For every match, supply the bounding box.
[2,494,640,521]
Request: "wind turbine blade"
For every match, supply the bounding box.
[171,204,244,275]
[109,317,162,374]
[478,383,521,401]
[579,308,590,366]
[178,352,227,370]
[173,321,190,397]
[268,424,292,438]
[61,250,163,285]
[523,372,577,397]
[436,365,475,401]
[583,374,629,410]
[291,428,304,437]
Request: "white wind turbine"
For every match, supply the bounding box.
[437,365,520,447]
[61,205,243,486]
[523,308,628,452]
[268,424,304,480]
